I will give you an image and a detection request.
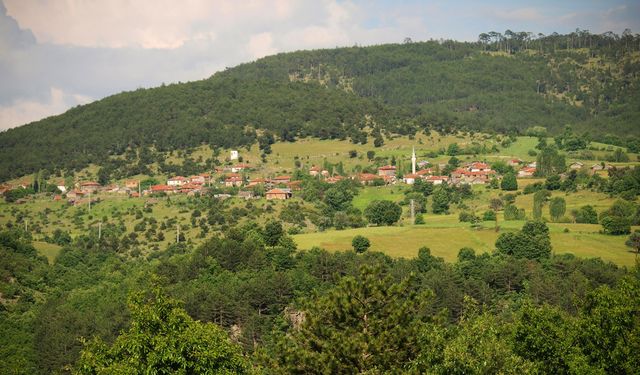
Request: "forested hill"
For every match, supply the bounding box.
[1,30,640,181]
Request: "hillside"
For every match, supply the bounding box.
[1,30,639,182]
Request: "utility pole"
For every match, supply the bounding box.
[88,191,91,212]
[25,219,28,232]
[98,222,102,240]
[176,224,180,244]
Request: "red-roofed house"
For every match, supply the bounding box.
[272,175,291,184]
[377,165,396,177]
[326,176,344,184]
[309,166,322,177]
[468,162,490,172]
[224,176,243,187]
[266,188,292,200]
[403,173,420,184]
[247,178,270,187]
[426,175,449,185]
[518,167,537,178]
[149,184,174,194]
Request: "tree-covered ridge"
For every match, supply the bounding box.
[1,30,639,181]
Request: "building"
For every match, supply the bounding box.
[224,176,243,187]
[518,167,537,178]
[468,162,490,172]
[189,175,205,185]
[411,147,417,174]
[357,173,380,185]
[125,180,139,189]
[247,178,270,187]
[230,150,239,160]
[569,162,584,170]
[377,165,396,177]
[272,175,291,184]
[326,176,343,184]
[56,181,67,193]
[309,166,321,177]
[403,173,419,185]
[167,176,187,186]
[80,181,101,193]
[149,184,174,194]
[266,188,292,200]
[426,175,449,185]
[231,164,250,173]
[508,159,522,167]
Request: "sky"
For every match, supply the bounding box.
[1,0,639,131]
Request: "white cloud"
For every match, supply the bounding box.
[0,87,92,130]
[494,8,542,22]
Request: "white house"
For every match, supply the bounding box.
[230,150,239,160]
[168,176,187,186]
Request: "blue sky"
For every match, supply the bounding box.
[1,0,638,130]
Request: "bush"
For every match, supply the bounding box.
[414,213,425,224]
[482,210,497,221]
[601,216,631,235]
[459,211,480,223]
[351,235,371,253]
[572,205,598,224]
[504,204,526,221]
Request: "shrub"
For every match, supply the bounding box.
[351,235,371,253]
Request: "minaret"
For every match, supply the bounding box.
[411,146,416,175]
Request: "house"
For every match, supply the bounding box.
[377,165,396,177]
[53,195,62,201]
[125,180,139,189]
[451,167,496,185]
[403,173,419,185]
[56,181,67,193]
[80,181,101,193]
[149,184,174,194]
[417,160,430,168]
[104,184,120,193]
[527,161,537,168]
[224,176,243,187]
[518,167,537,178]
[426,175,449,185]
[508,159,522,167]
[199,173,212,184]
[569,162,584,170]
[180,183,201,193]
[66,190,85,199]
[321,170,330,177]
[272,175,291,185]
[167,176,187,187]
[266,188,292,200]
[416,168,433,176]
[468,162,490,172]
[326,176,344,184]
[357,173,380,185]
[189,175,205,185]
[129,192,140,198]
[247,178,270,187]
[231,164,251,173]
[309,166,322,177]
[230,150,239,160]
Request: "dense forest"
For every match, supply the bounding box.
[1,219,639,373]
[1,30,640,181]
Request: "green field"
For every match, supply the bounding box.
[293,222,637,267]
[33,241,62,264]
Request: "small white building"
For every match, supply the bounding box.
[168,176,187,186]
[230,150,239,160]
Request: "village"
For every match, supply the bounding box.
[3,147,613,206]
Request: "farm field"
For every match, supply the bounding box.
[293,221,637,267]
